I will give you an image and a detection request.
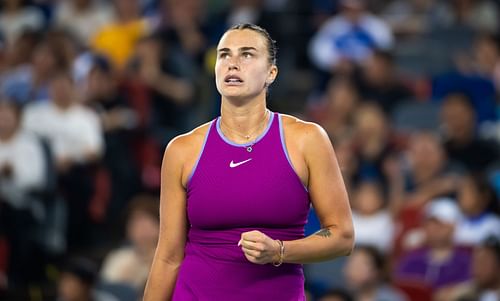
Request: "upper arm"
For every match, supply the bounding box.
[302,123,353,233]
[82,111,104,156]
[155,137,189,263]
[14,135,46,189]
[309,19,341,69]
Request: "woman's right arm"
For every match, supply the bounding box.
[143,137,188,301]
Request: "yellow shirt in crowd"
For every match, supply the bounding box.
[91,19,149,69]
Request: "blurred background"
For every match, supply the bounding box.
[0,0,499,300]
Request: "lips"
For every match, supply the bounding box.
[224,74,243,85]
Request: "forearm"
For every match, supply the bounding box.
[282,226,354,264]
[143,257,181,301]
[152,74,193,104]
[388,178,405,216]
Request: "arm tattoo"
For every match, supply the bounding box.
[314,228,332,238]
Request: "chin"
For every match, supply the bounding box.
[223,94,248,103]
[221,89,247,99]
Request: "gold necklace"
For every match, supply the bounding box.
[220,109,270,152]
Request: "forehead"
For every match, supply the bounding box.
[217,29,267,51]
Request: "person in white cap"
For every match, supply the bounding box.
[309,0,393,73]
[394,198,472,292]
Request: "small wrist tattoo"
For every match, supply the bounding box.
[314,228,332,238]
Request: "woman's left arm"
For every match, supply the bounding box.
[239,123,354,264]
[283,123,354,263]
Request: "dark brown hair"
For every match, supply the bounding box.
[227,23,277,66]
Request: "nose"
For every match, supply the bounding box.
[228,57,240,71]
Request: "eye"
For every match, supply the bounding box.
[242,52,253,58]
[219,52,230,59]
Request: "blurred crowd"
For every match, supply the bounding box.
[0,0,499,300]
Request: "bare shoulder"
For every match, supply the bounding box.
[163,121,212,164]
[280,114,330,146]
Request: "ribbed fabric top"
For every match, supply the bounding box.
[186,112,310,260]
[173,112,310,300]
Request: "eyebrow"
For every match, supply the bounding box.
[217,47,258,53]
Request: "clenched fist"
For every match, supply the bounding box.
[238,230,281,265]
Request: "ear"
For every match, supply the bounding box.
[267,65,278,85]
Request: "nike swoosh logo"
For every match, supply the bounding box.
[229,158,252,168]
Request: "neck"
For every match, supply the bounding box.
[0,130,16,142]
[118,11,139,23]
[358,283,378,300]
[72,291,92,301]
[451,128,474,145]
[220,100,269,144]
[493,278,500,290]
[466,208,486,218]
[55,101,73,111]
[75,3,91,11]
[430,245,453,262]
[5,5,20,13]
[413,166,437,184]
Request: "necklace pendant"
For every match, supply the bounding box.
[246,146,253,152]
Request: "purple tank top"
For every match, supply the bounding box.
[172,112,310,301]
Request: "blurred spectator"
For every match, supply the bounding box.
[1,35,71,103]
[309,0,394,74]
[22,71,104,249]
[0,35,7,77]
[85,56,140,223]
[2,29,41,69]
[439,93,499,171]
[100,194,159,293]
[385,132,457,213]
[351,180,395,253]
[91,0,150,71]
[22,71,103,170]
[156,0,207,63]
[310,76,359,142]
[451,236,500,301]
[455,173,500,246]
[225,0,264,28]
[394,198,472,290]
[0,0,44,47]
[54,0,113,47]
[333,133,359,191]
[0,99,45,217]
[0,99,46,288]
[352,103,394,183]
[58,257,118,301]
[134,35,196,148]
[454,33,500,99]
[153,0,206,115]
[318,288,354,301]
[206,0,285,55]
[344,245,407,301]
[309,78,360,143]
[355,49,413,114]
[381,0,453,37]
[450,0,499,34]
[432,72,497,124]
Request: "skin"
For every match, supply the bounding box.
[143,29,354,300]
[0,102,18,142]
[458,176,488,217]
[0,102,18,177]
[58,273,92,301]
[440,94,475,144]
[472,246,500,289]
